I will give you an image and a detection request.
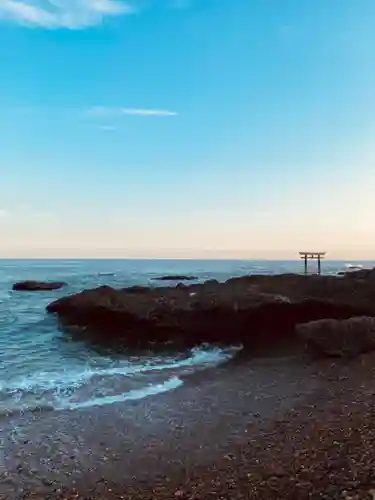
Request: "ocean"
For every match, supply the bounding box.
[0,258,372,417]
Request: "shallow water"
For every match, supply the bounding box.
[0,258,372,414]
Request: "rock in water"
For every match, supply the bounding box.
[154,275,198,281]
[46,278,371,350]
[12,280,67,291]
[296,316,375,358]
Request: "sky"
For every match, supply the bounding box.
[0,0,375,259]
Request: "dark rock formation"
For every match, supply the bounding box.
[126,285,151,294]
[13,280,67,291]
[296,316,375,358]
[176,283,188,290]
[46,271,375,351]
[154,275,198,281]
[343,268,375,280]
[223,272,375,312]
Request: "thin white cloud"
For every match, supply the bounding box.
[0,209,8,217]
[99,125,117,131]
[87,106,178,117]
[123,108,178,116]
[0,0,134,29]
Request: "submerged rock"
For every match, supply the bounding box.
[13,280,67,291]
[154,275,198,281]
[46,274,374,351]
[296,316,375,358]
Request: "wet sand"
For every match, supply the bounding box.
[3,353,375,499]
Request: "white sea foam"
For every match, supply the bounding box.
[0,345,241,414]
[345,263,363,269]
[58,376,184,410]
[0,345,239,394]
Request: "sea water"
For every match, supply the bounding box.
[0,258,371,414]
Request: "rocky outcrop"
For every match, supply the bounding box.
[296,316,375,358]
[223,273,375,312]
[342,268,375,280]
[46,272,375,350]
[13,281,67,291]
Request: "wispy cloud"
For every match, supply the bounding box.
[0,0,134,29]
[0,209,8,217]
[87,106,178,117]
[99,125,118,131]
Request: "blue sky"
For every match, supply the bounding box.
[1,0,375,258]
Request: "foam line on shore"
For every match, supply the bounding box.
[0,345,242,415]
[57,376,184,410]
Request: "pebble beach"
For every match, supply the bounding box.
[3,351,375,500]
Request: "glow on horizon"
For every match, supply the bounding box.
[1,229,375,260]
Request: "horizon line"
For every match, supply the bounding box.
[0,256,374,262]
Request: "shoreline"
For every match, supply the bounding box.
[0,343,243,418]
[2,353,324,499]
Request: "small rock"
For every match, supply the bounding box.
[42,478,54,486]
[13,280,66,291]
[266,476,282,489]
[265,464,288,478]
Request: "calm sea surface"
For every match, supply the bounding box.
[0,258,372,415]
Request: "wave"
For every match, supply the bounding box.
[0,345,240,394]
[344,263,365,270]
[0,344,241,415]
[58,376,183,411]
[0,377,183,415]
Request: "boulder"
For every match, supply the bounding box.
[13,280,67,291]
[296,316,375,358]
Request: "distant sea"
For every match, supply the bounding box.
[1,258,373,416]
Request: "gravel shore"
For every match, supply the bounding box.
[3,353,375,500]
